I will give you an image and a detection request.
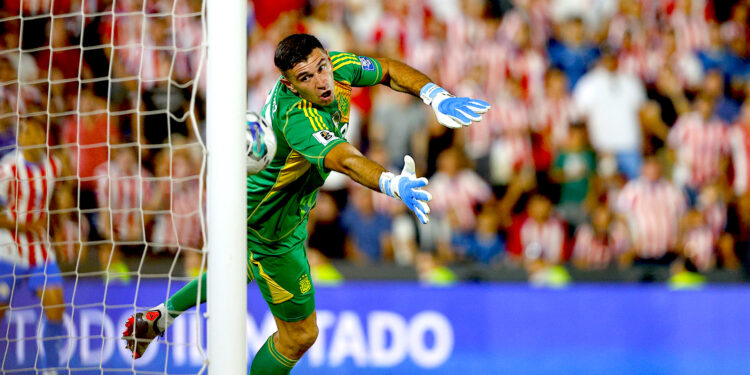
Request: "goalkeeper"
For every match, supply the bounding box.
[123,33,489,374]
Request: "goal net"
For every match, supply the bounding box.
[0,0,211,373]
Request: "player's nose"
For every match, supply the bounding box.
[315,73,329,89]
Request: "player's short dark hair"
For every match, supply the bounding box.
[274,34,325,75]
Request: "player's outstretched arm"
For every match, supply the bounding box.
[375,57,491,129]
[325,143,432,224]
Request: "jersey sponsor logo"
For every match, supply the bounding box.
[313,130,338,146]
[359,56,375,71]
[298,273,311,294]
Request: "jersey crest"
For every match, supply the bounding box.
[334,80,351,126]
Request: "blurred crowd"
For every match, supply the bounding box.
[0,0,206,279]
[250,0,750,285]
[4,0,750,284]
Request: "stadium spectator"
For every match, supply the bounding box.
[94,147,156,282]
[574,47,646,179]
[550,125,596,226]
[341,186,393,263]
[729,101,750,196]
[308,191,347,260]
[0,58,17,157]
[507,194,567,264]
[6,0,750,287]
[667,94,730,202]
[534,68,579,156]
[389,203,420,266]
[646,66,691,128]
[696,184,738,270]
[679,209,716,272]
[0,119,70,372]
[572,204,629,270]
[370,88,429,170]
[485,79,535,186]
[651,30,704,91]
[451,207,505,265]
[616,156,687,280]
[51,181,90,266]
[429,147,492,233]
[702,69,741,123]
[36,17,85,84]
[639,100,671,156]
[150,140,205,277]
[726,192,750,278]
[547,16,599,89]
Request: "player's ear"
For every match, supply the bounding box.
[280,76,297,94]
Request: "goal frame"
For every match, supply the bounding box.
[206,0,248,373]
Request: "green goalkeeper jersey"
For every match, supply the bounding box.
[247,51,384,251]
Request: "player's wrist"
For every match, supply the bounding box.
[419,83,449,105]
[379,172,400,199]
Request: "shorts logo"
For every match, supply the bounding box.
[313,130,338,145]
[298,274,311,294]
[359,56,375,71]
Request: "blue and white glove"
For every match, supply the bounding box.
[420,83,491,129]
[379,156,433,224]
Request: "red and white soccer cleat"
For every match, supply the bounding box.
[122,304,171,359]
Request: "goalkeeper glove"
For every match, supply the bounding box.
[379,156,432,224]
[420,83,491,129]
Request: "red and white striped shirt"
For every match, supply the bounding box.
[173,1,205,92]
[507,48,547,101]
[729,123,750,196]
[533,95,580,150]
[0,153,61,267]
[94,161,153,242]
[483,97,534,172]
[151,178,204,251]
[668,113,729,189]
[669,10,710,53]
[682,226,715,271]
[520,216,566,264]
[53,213,89,264]
[573,222,629,269]
[428,169,492,231]
[618,46,651,82]
[616,178,687,258]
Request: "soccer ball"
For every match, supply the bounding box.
[246,111,276,174]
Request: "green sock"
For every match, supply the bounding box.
[166,270,254,317]
[166,273,208,316]
[250,335,297,375]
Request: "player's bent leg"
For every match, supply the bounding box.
[122,270,255,359]
[250,311,318,375]
[248,232,317,374]
[274,310,318,359]
[122,272,208,359]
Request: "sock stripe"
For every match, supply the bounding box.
[267,337,297,368]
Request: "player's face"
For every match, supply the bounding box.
[283,48,335,106]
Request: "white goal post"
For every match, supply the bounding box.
[206,0,248,373]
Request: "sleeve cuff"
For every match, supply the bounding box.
[314,138,348,170]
